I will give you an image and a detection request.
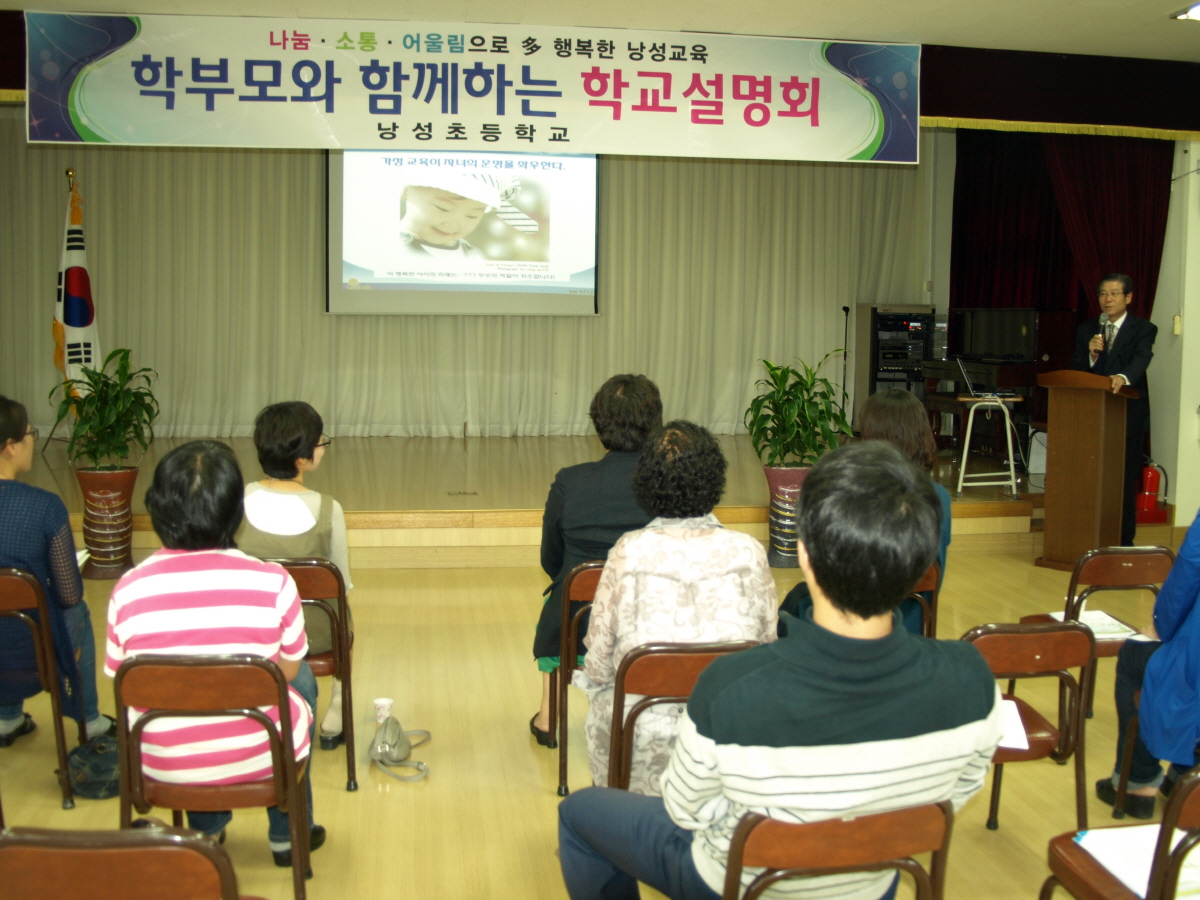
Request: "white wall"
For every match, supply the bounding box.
[1150,141,1200,525]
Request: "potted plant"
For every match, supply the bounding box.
[745,352,852,567]
[50,348,159,579]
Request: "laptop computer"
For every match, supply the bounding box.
[956,356,1017,398]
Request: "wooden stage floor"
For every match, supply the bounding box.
[23,433,1112,567]
[28,433,1033,517]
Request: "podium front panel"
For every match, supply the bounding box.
[1041,385,1125,568]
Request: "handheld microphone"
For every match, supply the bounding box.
[1097,312,1109,351]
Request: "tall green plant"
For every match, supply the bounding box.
[50,348,159,469]
[744,352,852,467]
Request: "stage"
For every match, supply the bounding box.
[26,434,1079,568]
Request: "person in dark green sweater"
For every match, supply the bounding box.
[558,442,1002,900]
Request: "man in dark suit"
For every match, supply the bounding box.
[1070,274,1157,546]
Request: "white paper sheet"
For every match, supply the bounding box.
[1048,609,1138,639]
[998,698,1029,751]
[1075,824,1200,898]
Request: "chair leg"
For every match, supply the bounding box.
[1038,875,1061,900]
[1114,715,1139,819]
[1074,737,1088,831]
[172,809,184,827]
[557,667,570,797]
[1084,662,1098,720]
[46,683,74,810]
[290,769,310,900]
[342,659,357,792]
[987,763,1003,830]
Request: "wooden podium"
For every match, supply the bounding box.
[1035,370,1138,571]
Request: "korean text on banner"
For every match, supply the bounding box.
[25,13,919,163]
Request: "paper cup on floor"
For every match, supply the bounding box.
[374,698,394,724]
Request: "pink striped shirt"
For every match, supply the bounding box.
[105,549,312,785]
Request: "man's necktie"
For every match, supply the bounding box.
[1106,323,1115,351]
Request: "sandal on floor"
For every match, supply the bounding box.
[319,731,345,751]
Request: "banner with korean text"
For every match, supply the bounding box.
[25,13,919,163]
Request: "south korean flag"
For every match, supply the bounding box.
[53,179,100,391]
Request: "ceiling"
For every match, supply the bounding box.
[8,0,1200,64]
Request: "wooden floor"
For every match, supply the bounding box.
[0,548,1164,900]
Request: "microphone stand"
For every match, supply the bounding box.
[841,306,851,410]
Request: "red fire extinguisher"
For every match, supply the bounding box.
[1136,461,1169,524]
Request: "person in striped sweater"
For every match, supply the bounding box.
[558,441,1004,900]
[105,440,323,868]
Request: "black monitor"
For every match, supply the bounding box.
[952,308,1038,363]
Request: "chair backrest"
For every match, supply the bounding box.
[1066,546,1175,620]
[961,622,1094,758]
[0,825,248,900]
[267,558,349,659]
[565,560,604,603]
[114,655,298,813]
[1148,766,1200,899]
[962,621,1094,678]
[911,563,940,595]
[723,802,955,900]
[0,568,52,685]
[561,560,605,678]
[268,558,346,602]
[608,640,758,789]
[907,563,942,638]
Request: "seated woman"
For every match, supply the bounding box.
[1097,520,1200,819]
[780,388,951,636]
[237,401,352,750]
[105,440,323,865]
[530,375,661,745]
[574,421,778,795]
[0,396,112,745]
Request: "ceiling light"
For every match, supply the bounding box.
[1172,4,1200,19]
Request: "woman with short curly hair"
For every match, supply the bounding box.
[573,421,777,795]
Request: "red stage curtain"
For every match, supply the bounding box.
[1042,134,1174,319]
[949,130,1078,312]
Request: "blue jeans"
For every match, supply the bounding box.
[559,788,900,900]
[0,601,101,724]
[186,661,317,847]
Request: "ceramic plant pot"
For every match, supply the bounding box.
[762,465,811,568]
[74,467,139,579]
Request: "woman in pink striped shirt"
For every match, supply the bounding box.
[105,440,324,868]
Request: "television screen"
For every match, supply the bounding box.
[953,308,1038,362]
[327,150,597,315]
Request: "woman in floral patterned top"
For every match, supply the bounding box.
[573,421,777,796]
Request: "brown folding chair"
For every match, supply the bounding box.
[0,567,85,809]
[552,559,605,796]
[0,824,269,900]
[608,640,759,791]
[723,801,955,900]
[908,563,941,638]
[1022,546,1174,717]
[1039,764,1200,900]
[962,621,1095,831]
[115,654,313,900]
[268,558,356,792]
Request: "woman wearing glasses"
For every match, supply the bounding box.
[237,401,352,751]
[0,396,112,745]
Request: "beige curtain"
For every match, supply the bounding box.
[0,106,924,437]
